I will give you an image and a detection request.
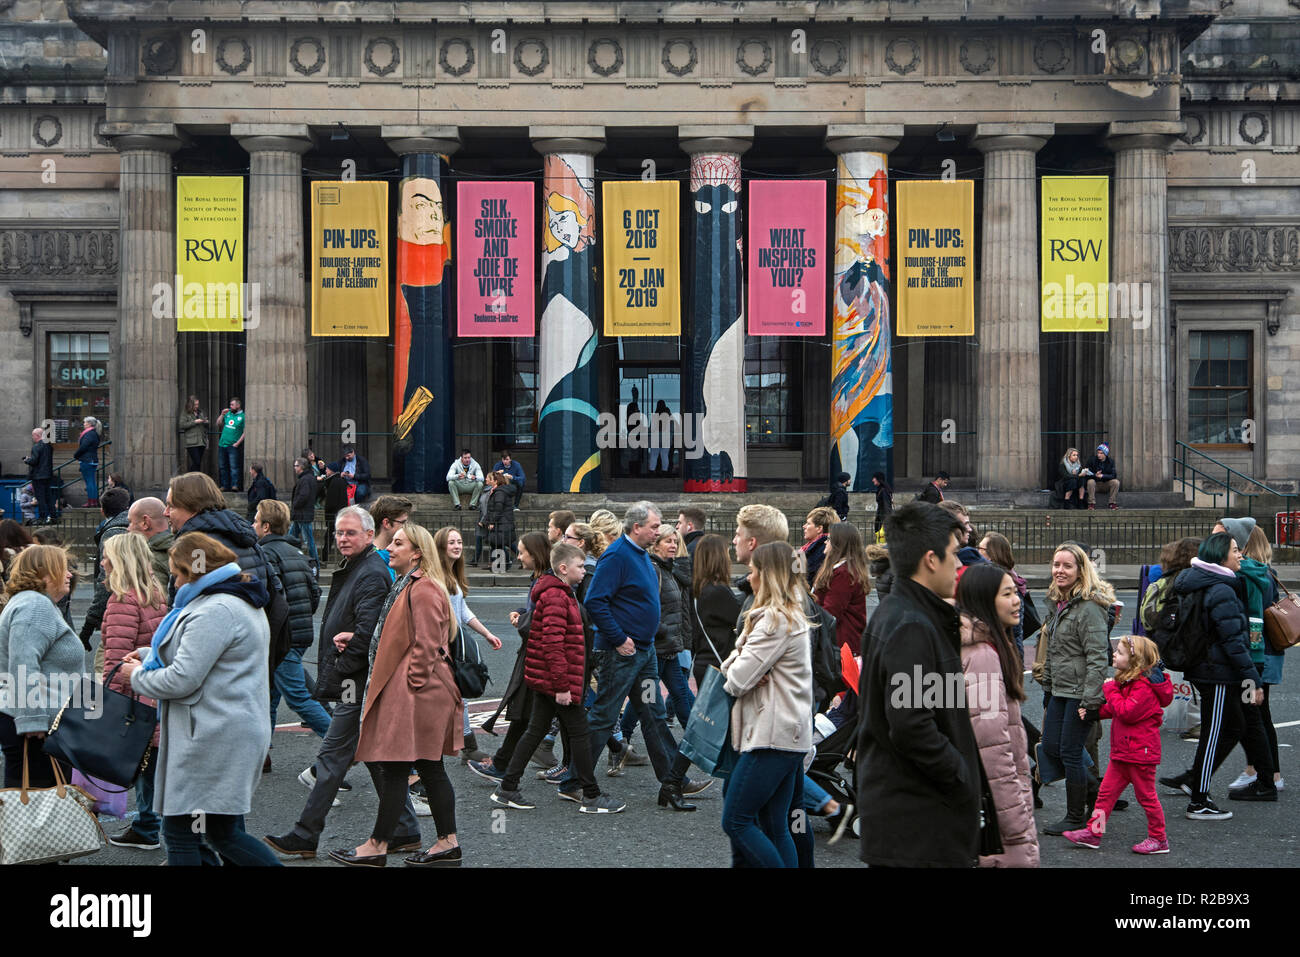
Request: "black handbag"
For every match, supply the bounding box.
[977,762,1004,857]
[42,663,157,790]
[449,629,490,699]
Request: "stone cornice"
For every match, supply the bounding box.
[1169,223,1300,274]
[0,226,119,281]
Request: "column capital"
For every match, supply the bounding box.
[680,125,753,156]
[530,127,605,154]
[825,124,904,155]
[233,124,314,155]
[103,122,187,154]
[382,125,461,156]
[970,122,1053,154]
[1105,120,1184,153]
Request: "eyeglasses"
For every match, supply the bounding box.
[335,529,364,538]
[564,534,583,543]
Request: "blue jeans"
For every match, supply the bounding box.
[722,748,803,868]
[133,749,160,842]
[583,645,680,782]
[620,654,696,736]
[162,813,283,866]
[270,648,333,736]
[219,445,241,489]
[802,773,832,814]
[290,521,319,565]
[79,461,97,501]
[1041,695,1091,790]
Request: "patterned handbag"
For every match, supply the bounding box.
[0,751,103,865]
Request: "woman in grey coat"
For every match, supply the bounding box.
[121,531,282,867]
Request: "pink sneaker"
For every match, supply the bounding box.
[1132,837,1170,855]
[1063,827,1101,849]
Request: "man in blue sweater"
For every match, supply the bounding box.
[576,502,709,810]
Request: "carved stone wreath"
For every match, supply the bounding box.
[439,37,475,76]
[1239,112,1269,145]
[587,38,624,77]
[811,38,847,76]
[513,37,549,76]
[1181,113,1206,146]
[364,37,400,76]
[32,114,62,148]
[289,37,326,76]
[959,37,995,75]
[1033,36,1071,74]
[661,38,697,77]
[885,37,921,75]
[215,36,252,75]
[141,36,179,75]
[735,38,772,76]
[1109,37,1145,75]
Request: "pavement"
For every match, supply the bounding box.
[70,586,1300,868]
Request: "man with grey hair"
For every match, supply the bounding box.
[568,502,711,809]
[264,505,422,858]
[23,426,54,524]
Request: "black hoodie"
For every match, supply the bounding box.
[174,507,281,604]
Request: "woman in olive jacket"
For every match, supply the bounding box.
[1036,543,1114,836]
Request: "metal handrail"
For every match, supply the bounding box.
[1173,440,1296,533]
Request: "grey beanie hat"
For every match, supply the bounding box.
[1219,516,1257,551]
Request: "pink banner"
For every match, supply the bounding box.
[747,180,826,336]
[457,181,535,336]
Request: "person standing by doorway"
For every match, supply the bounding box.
[179,396,209,474]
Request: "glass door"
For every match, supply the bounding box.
[614,338,682,479]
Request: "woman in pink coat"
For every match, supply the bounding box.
[957,563,1040,868]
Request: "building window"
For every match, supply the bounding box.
[494,337,537,446]
[745,337,794,445]
[1188,330,1251,446]
[47,332,111,444]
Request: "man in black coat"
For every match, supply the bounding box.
[917,471,949,504]
[23,427,54,524]
[246,461,277,523]
[264,505,421,859]
[857,500,982,867]
[289,457,320,570]
[1083,443,1120,510]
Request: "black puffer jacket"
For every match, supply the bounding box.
[81,511,130,638]
[1175,565,1256,687]
[173,507,282,604]
[652,554,686,658]
[314,544,391,702]
[291,471,317,523]
[483,486,515,549]
[260,534,320,650]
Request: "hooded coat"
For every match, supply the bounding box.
[102,590,167,748]
[1174,563,1256,687]
[1099,674,1174,764]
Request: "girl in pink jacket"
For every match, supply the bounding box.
[1066,634,1174,854]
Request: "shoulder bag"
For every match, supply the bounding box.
[449,626,491,699]
[0,751,103,864]
[1263,575,1300,653]
[42,661,157,790]
[977,760,1004,857]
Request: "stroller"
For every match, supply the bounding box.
[807,703,859,841]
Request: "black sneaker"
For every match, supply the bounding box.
[1228,781,1278,802]
[1185,797,1233,820]
[490,788,536,810]
[579,793,627,814]
[1159,771,1193,796]
[108,827,160,850]
[263,832,318,858]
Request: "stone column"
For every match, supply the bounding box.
[681,127,751,492]
[827,125,901,492]
[1106,121,1182,491]
[971,123,1052,491]
[384,126,460,493]
[234,125,312,490]
[108,123,184,492]
[532,128,603,494]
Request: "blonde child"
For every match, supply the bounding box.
[1066,635,1173,854]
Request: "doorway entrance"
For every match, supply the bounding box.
[614,337,682,480]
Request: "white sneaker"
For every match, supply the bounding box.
[1229,771,1257,789]
[411,791,432,817]
[298,766,340,807]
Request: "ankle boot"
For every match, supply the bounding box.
[657,782,697,812]
[1032,775,1043,809]
[1043,780,1087,835]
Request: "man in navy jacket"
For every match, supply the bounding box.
[1083,443,1120,510]
[493,449,526,508]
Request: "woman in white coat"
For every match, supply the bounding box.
[121,531,282,866]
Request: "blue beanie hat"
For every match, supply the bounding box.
[1096,443,1110,456]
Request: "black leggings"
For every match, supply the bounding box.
[1191,681,1274,797]
[1260,681,1279,774]
[373,760,455,842]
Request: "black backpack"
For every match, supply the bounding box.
[804,598,844,710]
[1150,586,1213,672]
[255,543,294,671]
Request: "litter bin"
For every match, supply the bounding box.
[0,479,26,522]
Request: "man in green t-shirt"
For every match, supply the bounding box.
[217,397,246,491]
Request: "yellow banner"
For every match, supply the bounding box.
[175,176,244,332]
[311,181,389,336]
[896,180,974,336]
[601,181,680,336]
[1041,176,1109,332]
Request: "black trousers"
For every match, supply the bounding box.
[502,694,598,798]
[373,760,455,842]
[31,478,53,521]
[0,715,66,788]
[186,445,204,472]
[1190,681,1274,797]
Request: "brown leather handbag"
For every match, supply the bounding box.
[1263,578,1300,653]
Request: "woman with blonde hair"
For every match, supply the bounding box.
[1037,542,1115,835]
[720,541,814,867]
[0,545,81,788]
[76,415,103,507]
[1057,448,1085,509]
[587,508,622,548]
[337,524,463,866]
[100,531,167,850]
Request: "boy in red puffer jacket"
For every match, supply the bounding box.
[490,543,626,815]
[1066,634,1174,854]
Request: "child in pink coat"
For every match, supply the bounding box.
[1066,634,1174,854]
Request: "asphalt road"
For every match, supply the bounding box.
[68,586,1300,867]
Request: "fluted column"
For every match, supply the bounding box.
[1106,121,1182,490]
[235,125,312,490]
[972,123,1052,490]
[110,124,184,491]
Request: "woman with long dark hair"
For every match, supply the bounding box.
[811,522,871,655]
[690,534,742,684]
[871,471,893,540]
[957,563,1039,867]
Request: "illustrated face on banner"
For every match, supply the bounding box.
[547,201,582,251]
[542,155,595,258]
[399,177,446,245]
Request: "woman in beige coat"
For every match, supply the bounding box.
[957,563,1040,867]
[330,524,463,868]
[720,541,814,868]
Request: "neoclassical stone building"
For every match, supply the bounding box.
[1,0,1296,498]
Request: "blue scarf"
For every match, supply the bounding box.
[142,562,243,671]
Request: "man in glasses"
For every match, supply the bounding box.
[369,495,413,584]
